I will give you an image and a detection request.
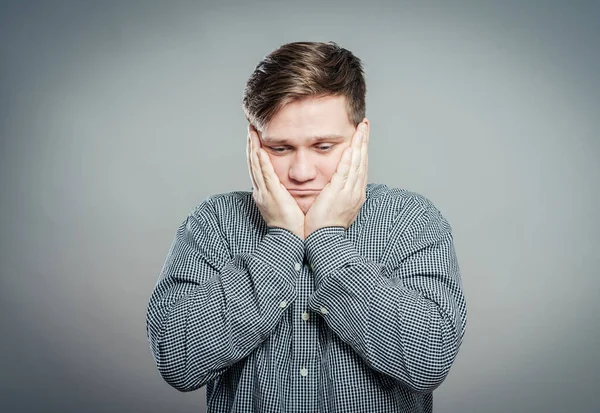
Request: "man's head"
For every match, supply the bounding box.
[243,41,368,213]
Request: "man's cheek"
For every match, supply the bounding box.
[324,163,339,182]
[269,160,286,183]
[330,150,346,171]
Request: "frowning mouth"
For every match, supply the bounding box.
[288,189,321,196]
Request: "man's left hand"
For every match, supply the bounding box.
[304,121,369,238]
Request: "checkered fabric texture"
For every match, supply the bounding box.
[146,183,467,412]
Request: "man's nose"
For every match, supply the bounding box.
[288,151,317,182]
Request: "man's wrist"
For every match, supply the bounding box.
[267,225,304,241]
[305,222,346,239]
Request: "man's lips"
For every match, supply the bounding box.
[288,189,321,196]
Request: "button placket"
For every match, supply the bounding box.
[293,258,317,396]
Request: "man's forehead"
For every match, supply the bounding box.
[259,95,355,144]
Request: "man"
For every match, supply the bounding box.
[146,41,467,412]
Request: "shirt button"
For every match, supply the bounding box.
[300,368,309,377]
[320,306,328,315]
[294,262,301,272]
[301,312,310,321]
[279,300,288,309]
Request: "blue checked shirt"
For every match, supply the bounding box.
[146,183,467,412]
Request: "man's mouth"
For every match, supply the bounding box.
[288,189,320,196]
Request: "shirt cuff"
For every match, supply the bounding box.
[304,226,365,287]
[252,227,305,287]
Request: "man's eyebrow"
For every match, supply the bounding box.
[261,135,347,145]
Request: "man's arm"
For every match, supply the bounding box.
[146,124,307,392]
[305,196,467,393]
[146,199,304,392]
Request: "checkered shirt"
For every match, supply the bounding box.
[146,183,467,412]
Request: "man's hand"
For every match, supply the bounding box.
[304,121,369,238]
[247,125,306,240]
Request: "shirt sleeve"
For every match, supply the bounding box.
[146,199,304,392]
[305,196,467,393]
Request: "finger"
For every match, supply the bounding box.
[362,118,370,144]
[359,126,369,185]
[247,128,259,189]
[250,129,267,194]
[361,119,370,191]
[257,147,281,194]
[345,124,365,189]
[329,146,353,191]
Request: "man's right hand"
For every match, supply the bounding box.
[247,125,305,240]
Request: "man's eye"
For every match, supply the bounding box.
[316,144,334,151]
[270,147,289,153]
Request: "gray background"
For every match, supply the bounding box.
[1,1,598,412]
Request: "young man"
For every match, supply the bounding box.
[146,41,467,412]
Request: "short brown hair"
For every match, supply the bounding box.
[242,41,366,131]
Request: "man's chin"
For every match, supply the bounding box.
[295,199,314,214]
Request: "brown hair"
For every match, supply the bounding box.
[242,41,366,131]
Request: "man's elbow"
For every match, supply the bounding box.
[156,357,210,392]
[148,331,209,392]
[405,359,453,393]
[402,337,461,393]
[406,306,465,392]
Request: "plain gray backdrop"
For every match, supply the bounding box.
[1,1,599,412]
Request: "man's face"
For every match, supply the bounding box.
[259,95,361,214]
